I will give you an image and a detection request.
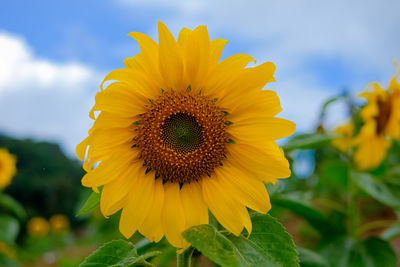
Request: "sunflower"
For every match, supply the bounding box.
[354,65,400,170]
[77,21,295,249]
[0,148,17,190]
[332,121,354,153]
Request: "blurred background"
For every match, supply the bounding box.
[1,0,400,266]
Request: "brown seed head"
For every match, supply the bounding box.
[135,90,229,183]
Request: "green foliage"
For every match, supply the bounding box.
[381,222,400,241]
[351,171,400,209]
[296,247,328,267]
[0,193,26,220]
[283,133,333,151]
[0,215,19,243]
[271,194,344,237]
[382,166,400,185]
[76,188,102,216]
[80,239,160,267]
[0,134,84,220]
[318,161,348,191]
[321,237,397,267]
[183,213,299,267]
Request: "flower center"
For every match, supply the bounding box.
[376,97,392,135]
[161,113,203,154]
[135,90,229,183]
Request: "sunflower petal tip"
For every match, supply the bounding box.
[76,139,88,160]
[157,20,167,30]
[120,231,131,239]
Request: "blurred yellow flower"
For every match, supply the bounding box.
[354,62,400,170]
[27,217,49,237]
[49,214,70,234]
[332,121,354,153]
[0,148,17,190]
[77,21,295,250]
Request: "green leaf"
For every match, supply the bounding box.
[319,161,348,190]
[76,188,102,216]
[0,215,19,243]
[80,239,158,267]
[321,237,397,267]
[183,213,299,267]
[351,171,400,209]
[271,194,344,236]
[381,223,400,241]
[382,166,400,186]
[297,247,328,267]
[183,224,238,266]
[0,257,19,267]
[283,133,334,151]
[0,194,27,220]
[110,251,161,267]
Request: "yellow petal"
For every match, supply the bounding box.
[139,178,165,242]
[162,182,188,248]
[76,137,89,160]
[354,135,390,170]
[229,117,296,142]
[209,39,229,69]
[205,53,255,97]
[99,70,158,103]
[184,25,211,90]
[201,177,249,236]
[125,32,164,89]
[100,164,140,216]
[82,150,138,187]
[126,32,158,71]
[233,62,276,94]
[85,128,135,162]
[90,84,145,119]
[181,182,209,228]
[92,112,134,130]
[158,21,184,90]
[227,90,282,121]
[119,171,155,239]
[177,27,192,49]
[215,163,271,213]
[227,142,291,180]
[386,96,400,138]
[218,63,276,113]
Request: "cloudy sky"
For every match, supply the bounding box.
[0,0,399,156]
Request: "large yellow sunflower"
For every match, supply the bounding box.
[77,21,295,249]
[0,148,17,190]
[354,66,400,170]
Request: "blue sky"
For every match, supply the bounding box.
[0,0,399,156]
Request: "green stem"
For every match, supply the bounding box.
[313,198,347,214]
[177,246,195,267]
[347,167,359,239]
[357,220,396,236]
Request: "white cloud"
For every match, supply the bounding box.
[0,32,102,155]
[0,33,96,92]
